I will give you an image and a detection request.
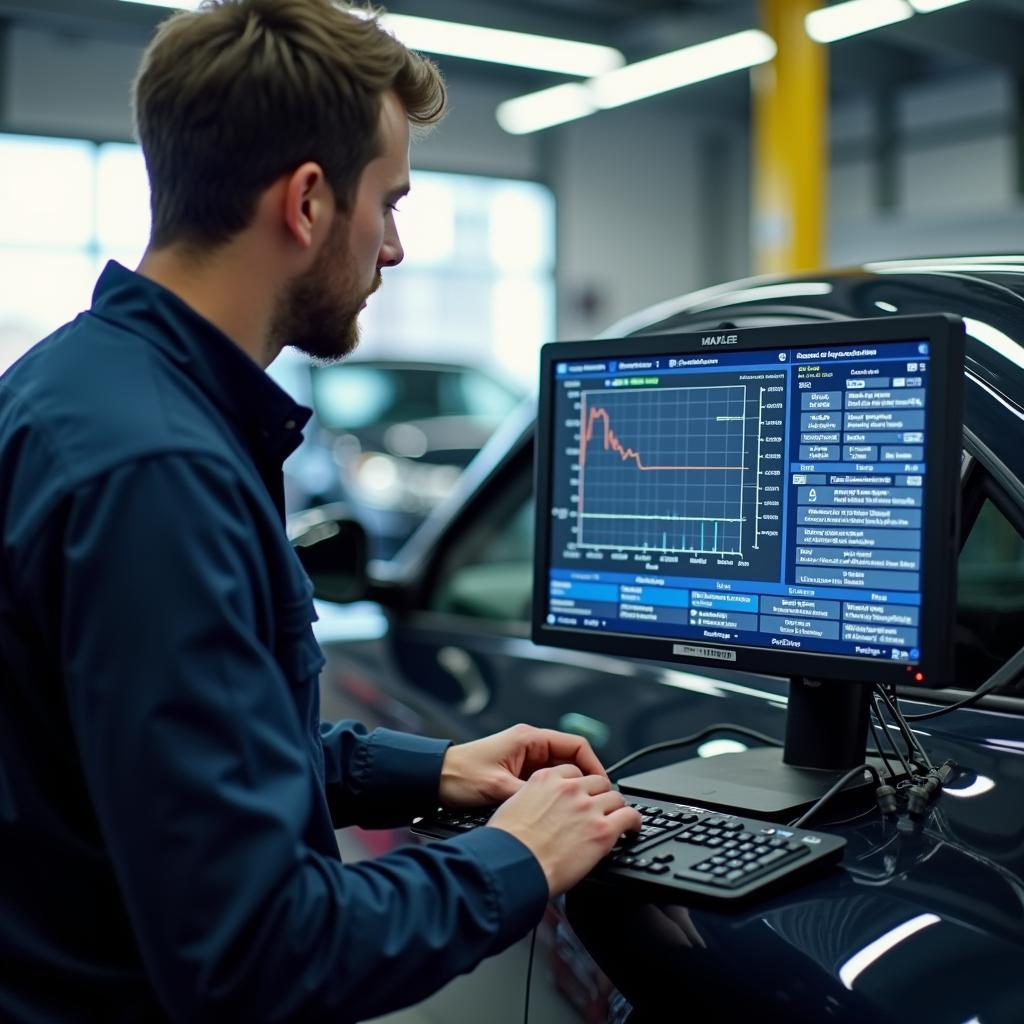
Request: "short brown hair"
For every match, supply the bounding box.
[133,0,446,250]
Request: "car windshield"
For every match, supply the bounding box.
[311,364,521,432]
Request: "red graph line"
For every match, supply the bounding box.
[581,406,745,473]
[578,404,745,525]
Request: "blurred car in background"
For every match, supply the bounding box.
[279,358,524,559]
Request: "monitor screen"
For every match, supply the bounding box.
[533,316,964,689]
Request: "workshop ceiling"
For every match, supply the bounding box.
[0,0,1022,114]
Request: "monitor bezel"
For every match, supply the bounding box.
[532,314,965,688]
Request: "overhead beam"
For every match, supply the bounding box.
[0,0,160,39]
[830,37,931,94]
[880,8,1024,69]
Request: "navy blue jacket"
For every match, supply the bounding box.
[0,263,548,1023]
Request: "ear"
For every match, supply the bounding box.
[282,161,332,250]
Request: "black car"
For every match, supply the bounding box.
[297,256,1024,1024]
[281,357,523,558]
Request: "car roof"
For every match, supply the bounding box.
[598,255,1024,418]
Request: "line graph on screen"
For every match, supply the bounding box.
[577,385,748,555]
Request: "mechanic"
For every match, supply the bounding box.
[0,1,642,1020]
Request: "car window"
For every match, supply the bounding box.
[428,470,534,622]
[442,370,520,422]
[311,366,400,429]
[956,496,1024,692]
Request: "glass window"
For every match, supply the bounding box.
[429,468,535,622]
[444,369,520,422]
[312,366,400,430]
[359,170,555,392]
[956,496,1024,692]
[0,134,153,374]
[96,142,151,257]
[0,135,94,247]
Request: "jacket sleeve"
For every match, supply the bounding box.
[59,454,549,1023]
[319,720,452,829]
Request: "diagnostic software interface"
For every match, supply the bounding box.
[538,320,962,674]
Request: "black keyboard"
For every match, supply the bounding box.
[412,795,846,906]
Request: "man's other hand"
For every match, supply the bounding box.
[488,765,642,896]
[438,723,608,808]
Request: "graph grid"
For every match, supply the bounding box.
[577,385,747,555]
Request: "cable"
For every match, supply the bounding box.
[878,685,934,771]
[604,723,782,780]
[522,925,538,1024]
[870,691,913,777]
[788,763,882,829]
[866,712,896,778]
[902,643,1024,721]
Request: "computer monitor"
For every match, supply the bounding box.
[532,315,965,818]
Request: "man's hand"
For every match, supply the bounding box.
[487,764,642,896]
[438,723,608,808]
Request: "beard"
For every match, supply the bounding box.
[270,217,380,364]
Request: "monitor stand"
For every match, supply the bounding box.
[618,677,906,822]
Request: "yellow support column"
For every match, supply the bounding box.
[752,0,828,274]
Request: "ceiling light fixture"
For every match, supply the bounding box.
[496,83,597,135]
[590,29,777,110]
[117,1,625,77]
[908,0,973,10]
[382,14,624,77]
[498,29,776,135]
[805,0,913,44]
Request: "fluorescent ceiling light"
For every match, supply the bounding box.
[806,0,913,44]
[497,83,596,135]
[117,1,624,76]
[498,29,776,134]
[908,0,972,10]
[591,30,776,109]
[381,14,624,77]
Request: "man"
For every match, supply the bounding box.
[0,1,641,1021]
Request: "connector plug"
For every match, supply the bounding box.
[876,783,900,816]
[905,783,930,820]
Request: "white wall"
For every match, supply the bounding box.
[3,26,140,139]
[828,69,1024,267]
[551,102,744,340]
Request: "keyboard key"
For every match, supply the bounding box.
[678,833,707,845]
[755,849,790,869]
[647,864,670,875]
